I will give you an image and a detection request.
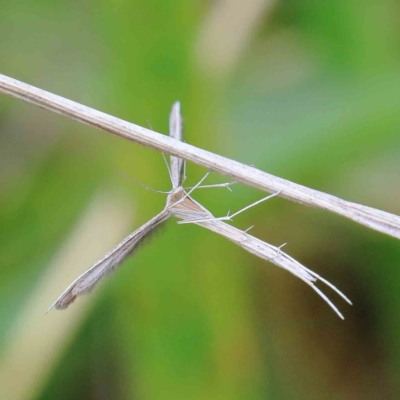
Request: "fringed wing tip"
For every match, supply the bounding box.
[46,292,77,313]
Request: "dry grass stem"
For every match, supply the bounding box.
[0,73,399,240]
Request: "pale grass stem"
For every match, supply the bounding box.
[0,73,399,239]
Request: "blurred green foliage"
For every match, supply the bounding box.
[1,1,400,399]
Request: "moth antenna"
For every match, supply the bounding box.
[115,168,170,194]
[161,153,174,184]
[146,118,174,185]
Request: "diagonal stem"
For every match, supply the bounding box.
[1,73,400,239]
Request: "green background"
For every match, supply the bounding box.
[1,1,400,399]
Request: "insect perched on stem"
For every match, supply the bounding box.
[48,102,351,319]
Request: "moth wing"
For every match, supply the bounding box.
[48,209,170,311]
[169,101,184,188]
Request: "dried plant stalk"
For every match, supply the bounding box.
[0,73,399,239]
